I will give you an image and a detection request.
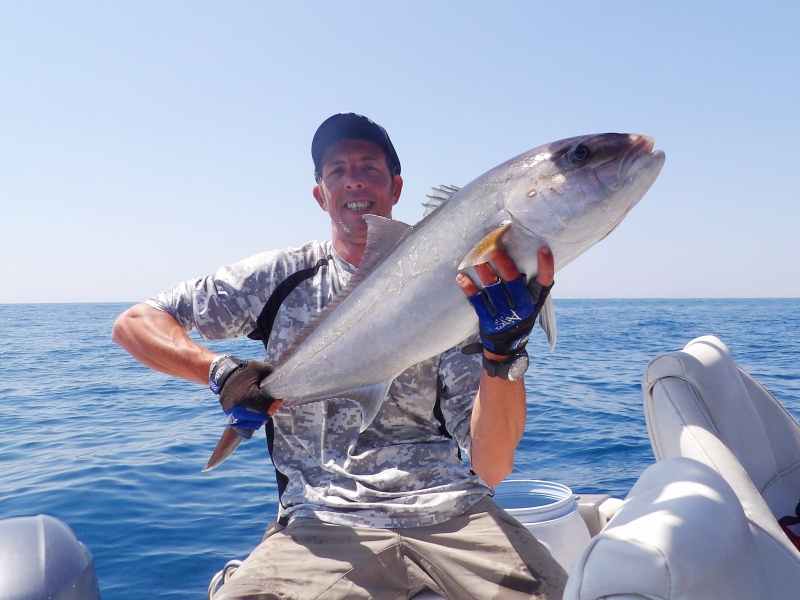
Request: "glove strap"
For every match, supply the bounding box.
[225,406,268,433]
[209,355,247,394]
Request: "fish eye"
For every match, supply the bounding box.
[568,143,591,165]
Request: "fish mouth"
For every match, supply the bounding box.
[595,135,660,190]
[592,135,665,241]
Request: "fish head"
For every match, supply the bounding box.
[502,133,665,250]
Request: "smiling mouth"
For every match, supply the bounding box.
[345,201,373,212]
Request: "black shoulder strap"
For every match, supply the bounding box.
[248,254,330,502]
[247,256,332,348]
[433,374,462,461]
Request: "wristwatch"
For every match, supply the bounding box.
[209,354,244,394]
[482,350,529,381]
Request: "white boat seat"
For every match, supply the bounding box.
[564,457,799,599]
[642,335,800,546]
[564,335,800,599]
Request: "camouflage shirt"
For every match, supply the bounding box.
[147,240,491,528]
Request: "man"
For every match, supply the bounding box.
[112,113,565,599]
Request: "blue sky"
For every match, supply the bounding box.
[2,1,798,303]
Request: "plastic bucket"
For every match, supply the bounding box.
[493,479,590,573]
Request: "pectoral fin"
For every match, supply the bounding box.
[537,294,557,350]
[458,223,511,269]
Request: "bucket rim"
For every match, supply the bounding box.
[495,479,575,495]
[493,479,577,519]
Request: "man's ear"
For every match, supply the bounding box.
[313,185,327,211]
[391,175,403,206]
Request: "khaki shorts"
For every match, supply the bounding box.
[214,496,567,600]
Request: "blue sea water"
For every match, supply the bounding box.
[1,299,799,598]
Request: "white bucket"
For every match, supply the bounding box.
[493,479,591,574]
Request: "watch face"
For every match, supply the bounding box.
[508,355,529,381]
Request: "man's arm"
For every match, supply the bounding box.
[113,302,280,423]
[467,352,528,486]
[457,246,555,486]
[111,303,216,384]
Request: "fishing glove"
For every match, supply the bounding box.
[467,276,553,356]
[209,355,276,434]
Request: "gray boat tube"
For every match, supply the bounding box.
[0,514,100,600]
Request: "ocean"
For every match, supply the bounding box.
[1,299,799,598]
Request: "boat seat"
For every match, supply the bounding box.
[564,335,800,599]
[564,457,799,599]
[642,335,800,546]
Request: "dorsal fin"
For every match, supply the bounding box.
[361,215,413,267]
[278,216,412,361]
[422,185,460,217]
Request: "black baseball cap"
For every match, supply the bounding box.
[312,113,401,181]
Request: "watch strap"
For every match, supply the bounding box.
[482,350,529,381]
[209,355,246,394]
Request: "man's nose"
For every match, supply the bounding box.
[344,170,364,188]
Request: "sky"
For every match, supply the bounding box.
[1,1,798,303]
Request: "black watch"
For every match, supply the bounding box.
[482,350,529,381]
[209,355,245,394]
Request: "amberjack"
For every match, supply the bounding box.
[204,133,665,471]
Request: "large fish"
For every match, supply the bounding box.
[204,133,665,471]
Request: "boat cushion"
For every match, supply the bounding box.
[643,335,800,523]
[564,458,794,599]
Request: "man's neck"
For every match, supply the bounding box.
[332,237,365,268]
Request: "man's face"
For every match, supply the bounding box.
[313,138,403,251]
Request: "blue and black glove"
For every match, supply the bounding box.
[466,276,553,356]
[209,355,276,436]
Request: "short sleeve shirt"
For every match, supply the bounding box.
[147,240,491,528]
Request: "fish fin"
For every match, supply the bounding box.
[344,380,393,432]
[422,185,460,217]
[458,223,512,269]
[537,294,557,350]
[281,381,391,432]
[276,217,412,362]
[345,215,410,296]
[361,215,412,267]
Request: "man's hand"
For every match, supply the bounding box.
[457,245,554,485]
[210,357,278,433]
[457,246,555,356]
